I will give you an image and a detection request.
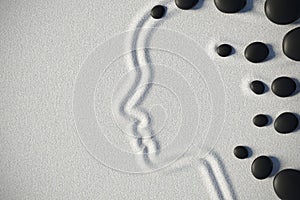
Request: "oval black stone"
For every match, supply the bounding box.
[217,44,233,57]
[234,146,248,159]
[271,77,296,97]
[251,156,273,180]
[283,27,300,61]
[274,112,299,134]
[265,0,300,25]
[214,0,246,13]
[175,0,199,10]
[250,80,265,95]
[245,42,269,63]
[151,5,166,19]
[253,114,268,127]
[273,169,300,200]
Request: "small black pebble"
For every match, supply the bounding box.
[234,146,249,159]
[273,169,300,200]
[245,42,269,63]
[253,114,269,127]
[217,44,233,57]
[283,27,300,61]
[175,0,199,10]
[265,0,300,25]
[251,156,273,180]
[214,0,246,13]
[151,5,166,19]
[271,77,296,97]
[250,80,265,95]
[274,112,299,134]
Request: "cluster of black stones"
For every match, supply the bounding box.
[149,0,300,199]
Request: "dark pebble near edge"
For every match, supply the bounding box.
[214,0,246,13]
[251,156,273,180]
[283,27,300,61]
[245,42,269,63]
[273,169,300,200]
[265,0,300,25]
[234,146,249,159]
[271,77,296,97]
[250,80,265,95]
[151,5,166,19]
[253,114,268,127]
[217,44,233,57]
[274,112,299,134]
[175,0,199,10]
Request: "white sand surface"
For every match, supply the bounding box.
[1,0,300,199]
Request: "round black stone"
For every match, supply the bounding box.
[273,169,300,200]
[175,0,199,10]
[251,156,273,180]
[234,146,248,159]
[214,0,246,13]
[253,114,268,127]
[265,0,300,25]
[274,112,299,134]
[217,44,233,57]
[271,77,296,97]
[245,42,269,63]
[250,80,265,95]
[283,27,300,61]
[151,5,166,19]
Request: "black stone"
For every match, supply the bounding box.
[175,0,199,10]
[273,169,300,200]
[274,112,299,134]
[271,77,296,97]
[283,27,300,61]
[265,0,300,25]
[234,146,248,159]
[217,44,233,57]
[151,5,166,19]
[250,80,265,95]
[253,114,268,127]
[214,0,246,13]
[251,156,273,180]
[245,42,269,63]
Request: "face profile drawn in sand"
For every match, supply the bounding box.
[73,0,226,177]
